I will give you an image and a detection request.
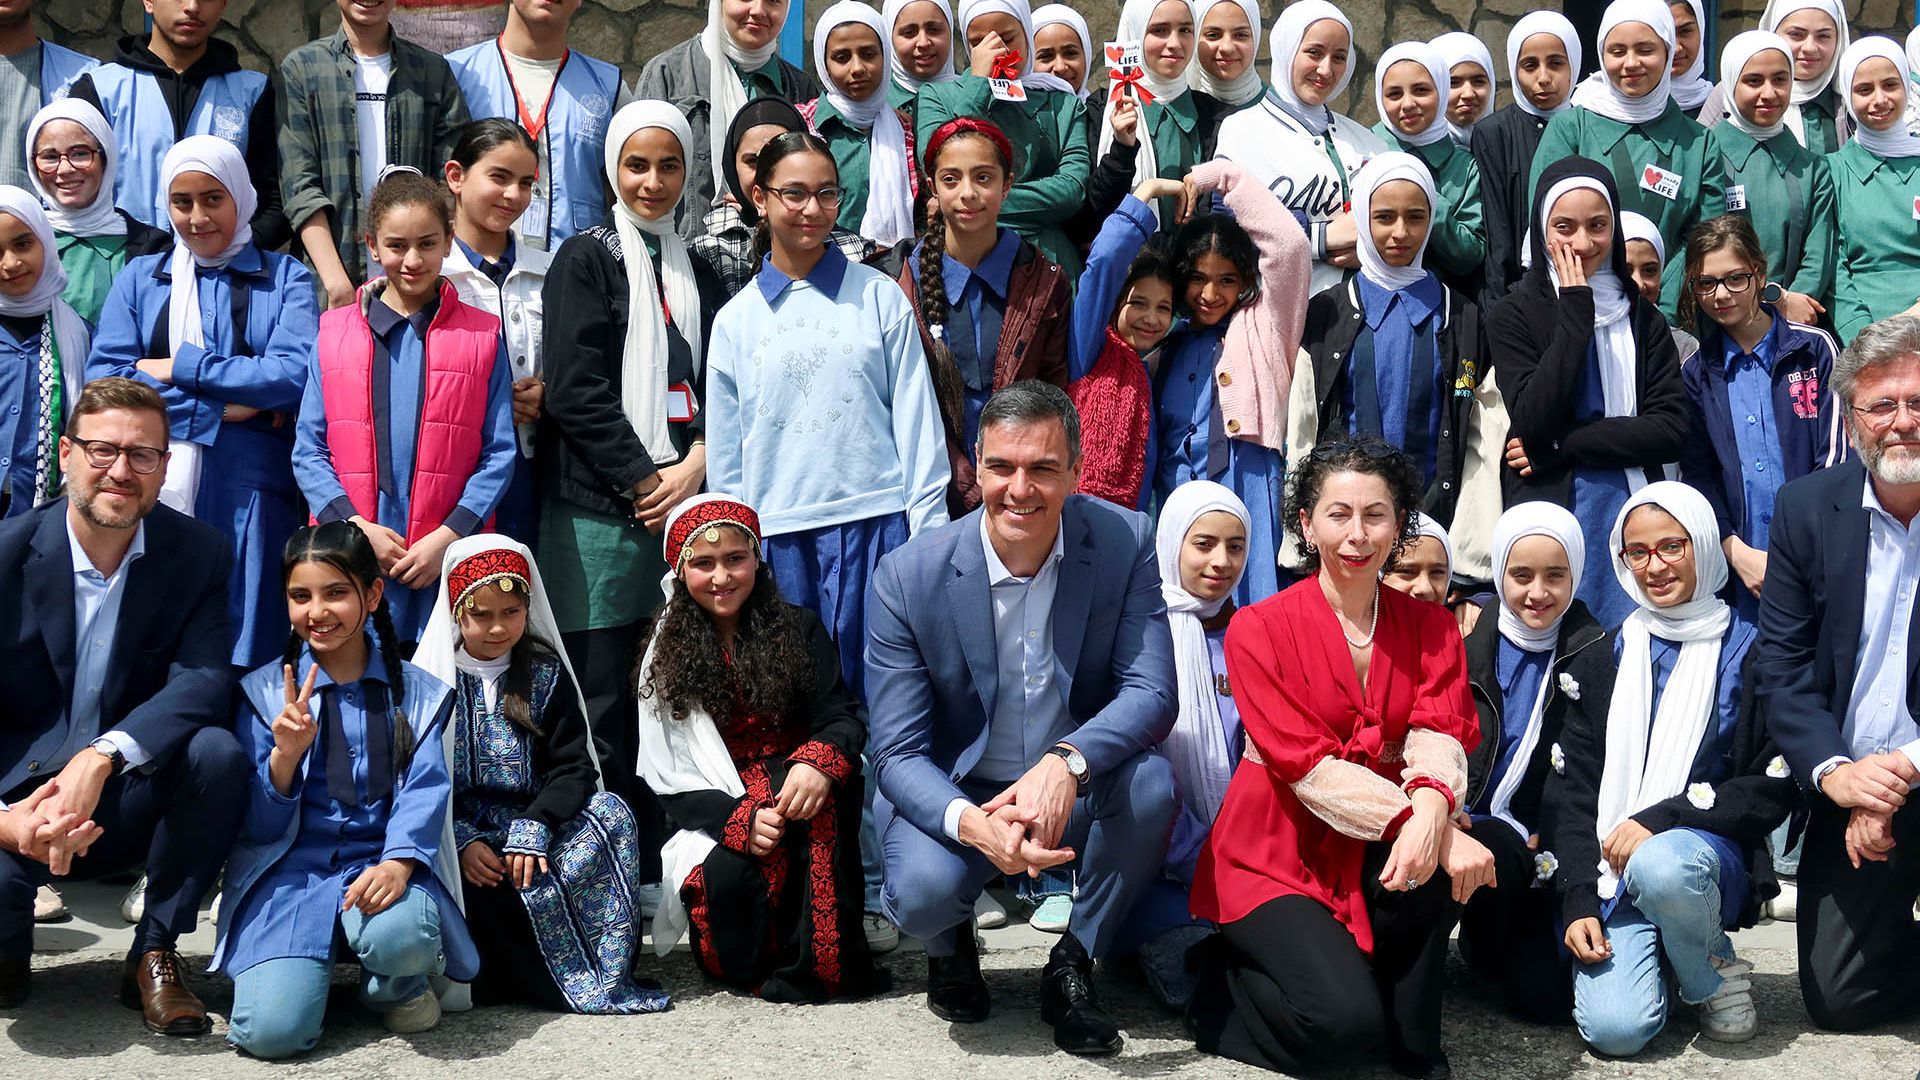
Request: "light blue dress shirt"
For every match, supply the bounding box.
[67,514,149,770]
[1719,322,1786,549]
[1828,477,1920,776]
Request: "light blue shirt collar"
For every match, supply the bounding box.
[979,511,1066,585]
[67,513,146,580]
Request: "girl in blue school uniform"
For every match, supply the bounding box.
[1150,159,1310,606]
[86,136,316,670]
[0,188,88,520]
[292,170,518,646]
[216,522,474,1059]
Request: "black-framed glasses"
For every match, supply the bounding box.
[1850,395,1920,425]
[1619,536,1690,570]
[32,146,97,171]
[768,185,845,210]
[1689,270,1755,298]
[1309,440,1398,463]
[68,438,164,474]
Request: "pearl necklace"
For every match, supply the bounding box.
[1340,584,1381,649]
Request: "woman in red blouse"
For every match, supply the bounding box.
[1189,438,1488,1079]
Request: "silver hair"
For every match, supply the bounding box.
[1835,315,1920,408]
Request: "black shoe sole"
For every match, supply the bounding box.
[928,994,991,1024]
[120,985,212,1036]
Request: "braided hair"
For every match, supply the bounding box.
[916,118,1016,442]
[280,522,416,779]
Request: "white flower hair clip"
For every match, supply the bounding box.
[1550,742,1566,775]
[1557,672,1581,700]
[1766,755,1790,779]
[1533,850,1558,885]
[1687,782,1716,810]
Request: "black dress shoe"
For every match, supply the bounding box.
[0,957,27,1008]
[926,925,990,1023]
[1391,1049,1453,1079]
[1040,937,1122,1056]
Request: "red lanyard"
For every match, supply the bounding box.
[496,37,569,141]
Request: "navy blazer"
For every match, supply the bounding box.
[864,495,1177,839]
[1755,461,1920,786]
[0,499,235,798]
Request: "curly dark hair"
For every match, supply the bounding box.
[635,535,815,724]
[1284,437,1424,572]
[1169,213,1260,319]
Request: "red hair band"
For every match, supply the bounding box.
[446,548,531,612]
[922,116,1015,175]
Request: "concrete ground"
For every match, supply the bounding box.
[5,881,1918,1079]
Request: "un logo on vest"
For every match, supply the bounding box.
[579,93,611,130]
[212,105,246,143]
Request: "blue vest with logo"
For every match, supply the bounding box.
[446,42,620,250]
[39,42,96,104]
[88,63,268,232]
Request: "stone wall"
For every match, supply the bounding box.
[36,0,1913,126]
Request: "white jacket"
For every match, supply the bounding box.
[1215,99,1386,297]
[444,239,552,458]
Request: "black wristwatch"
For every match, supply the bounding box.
[89,738,126,772]
[1047,745,1089,790]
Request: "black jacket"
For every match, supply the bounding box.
[1471,104,1554,308]
[1299,276,1491,527]
[1463,598,1609,838]
[69,36,290,251]
[1488,156,1689,507]
[537,227,727,520]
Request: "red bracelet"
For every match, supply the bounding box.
[1403,776,1457,815]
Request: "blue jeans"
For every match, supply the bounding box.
[1572,829,1746,1057]
[227,885,447,1059]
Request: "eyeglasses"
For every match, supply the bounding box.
[68,438,165,474]
[1689,270,1755,298]
[768,185,845,210]
[1309,440,1398,463]
[33,146,98,171]
[1619,536,1690,570]
[1850,395,1920,425]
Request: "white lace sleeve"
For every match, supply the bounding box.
[1291,757,1415,841]
[1400,728,1469,806]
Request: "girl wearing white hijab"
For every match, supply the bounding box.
[1665,0,1713,116]
[1533,0,1727,316]
[887,0,962,108]
[1213,0,1387,296]
[1093,0,1200,228]
[1746,0,1851,152]
[1188,0,1265,159]
[1431,31,1497,148]
[1371,41,1490,287]
[803,1,918,246]
[87,135,317,668]
[1620,209,1702,362]
[1384,510,1456,606]
[1702,31,1837,328]
[1477,12,1581,303]
[634,0,822,242]
[1828,37,1920,342]
[1490,156,1689,631]
[1031,5,1094,100]
[916,0,1093,276]
[1542,481,1794,1053]
[0,187,87,520]
[1290,152,1505,580]
[536,101,724,800]
[1906,24,1920,128]
[1454,501,1602,1023]
[23,99,167,324]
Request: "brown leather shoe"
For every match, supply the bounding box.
[119,949,211,1036]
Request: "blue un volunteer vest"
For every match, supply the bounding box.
[88,63,267,233]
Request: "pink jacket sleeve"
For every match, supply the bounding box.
[1187,159,1311,453]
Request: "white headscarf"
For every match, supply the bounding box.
[1413,511,1455,573]
[1032,4,1094,99]
[1569,0,1676,126]
[1760,0,1850,146]
[1620,209,1664,266]
[1667,0,1712,110]
[1506,12,1582,119]
[605,102,705,467]
[1839,37,1920,158]
[1267,0,1356,132]
[886,0,962,94]
[702,0,788,195]
[156,136,255,516]
[1098,0,1197,225]
[1540,175,1650,496]
[0,188,68,318]
[1350,151,1436,292]
[1485,501,1584,834]
[1594,481,1732,899]
[1431,31,1496,145]
[0,186,84,510]
[1719,30,1794,140]
[812,2,916,246]
[1155,480,1252,826]
[957,0,1076,94]
[1188,0,1264,106]
[1373,41,1452,148]
[23,100,123,238]
[1907,24,1920,89]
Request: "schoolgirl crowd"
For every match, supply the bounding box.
[3,0,1920,1072]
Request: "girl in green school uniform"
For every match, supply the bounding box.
[1826,37,1920,343]
[1762,0,1850,154]
[1707,31,1837,328]
[916,0,1091,278]
[802,2,919,247]
[1093,0,1200,229]
[887,0,960,116]
[1531,0,1726,317]
[1373,41,1487,294]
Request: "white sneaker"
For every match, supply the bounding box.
[430,975,474,1013]
[120,874,146,924]
[1700,955,1757,1043]
[1762,879,1798,922]
[383,989,443,1034]
[863,913,900,953]
[1029,894,1072,934]
[974,891,1007,929]
[32,885,66,923]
